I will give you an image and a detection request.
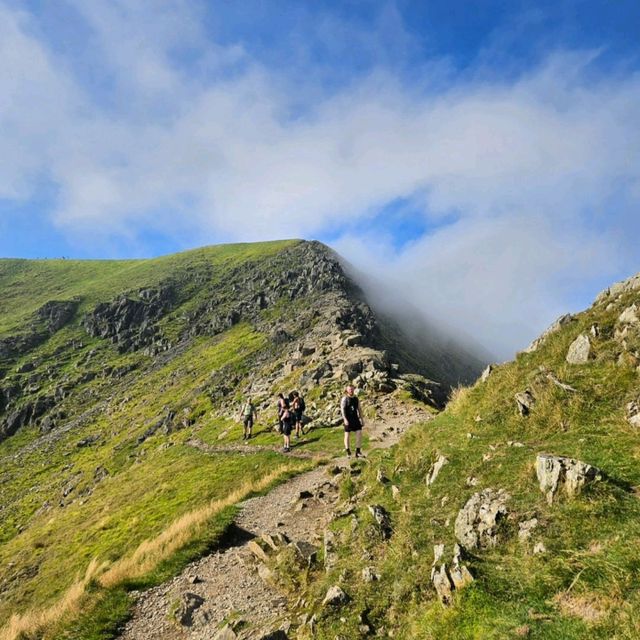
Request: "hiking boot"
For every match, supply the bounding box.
[345,448,352,457]
[355,448,363,458]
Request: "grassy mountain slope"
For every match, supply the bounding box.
[280,274,640,639]
[0,240,483,639]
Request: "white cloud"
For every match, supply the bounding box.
[0,1,639,355]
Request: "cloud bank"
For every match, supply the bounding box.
[1,1,639,357]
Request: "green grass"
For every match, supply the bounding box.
[285,286,640,639]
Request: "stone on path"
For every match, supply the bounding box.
[173,592,205,626]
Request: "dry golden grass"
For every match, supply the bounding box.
[0,559,105,640]
[0,464,294,640]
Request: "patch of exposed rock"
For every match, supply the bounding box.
[431,543,474,606]
[454,488,510,551]
[536,454,601,504]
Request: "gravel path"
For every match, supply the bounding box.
[119,401,431,639]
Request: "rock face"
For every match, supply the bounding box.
[454,488,510,551]
[82,286,175,353]
[618,304,639,325]
[536,454,601,504]
[595,272,640,304]
[566,334,591,364]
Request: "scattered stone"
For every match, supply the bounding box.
[518,518,539,542]
[430,543,473,605]
[391,485,400,500]
[590,323,600,338]
[546,373,577,393]
[465,476,478,487]
[376,469,389,484]
[322,585,349,607]
[525,314,574,353]
[425,454,448,486]
[566,334,591,364]
[257,562,275,584]
[626,401,640,428]
[172,592,204,626]
[536,454,601,504]
[247,540,270,563]
[214,624,238,640]
[515,390,535,417]
[362,566,379,582]
[454,488,510,551]
[533,541,546,554]
[324,530,338,572]
[368,504,392,539]
[618,304,639,325]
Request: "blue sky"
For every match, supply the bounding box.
[1,0,639,357]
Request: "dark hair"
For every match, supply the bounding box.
[278,393,285,399]
[292,390,299,398]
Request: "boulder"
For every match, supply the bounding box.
[214,625,238,640]
[515,390,535,417]
[454,488,510,550]
[618,304,639,325]
[172,592,204,626]
[362,566,379,582]
[536,454,601,504]
[566,334,591,364]
[425,454,448,486]
[322,585,349,607]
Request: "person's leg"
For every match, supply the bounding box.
[344,430,351,455]
[247,417,253,439]
[355,428,363,456]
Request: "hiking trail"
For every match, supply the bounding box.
[119,401,431,640]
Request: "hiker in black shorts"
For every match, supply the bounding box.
[291,390,305,438]
[340,385,364,458]
[276,393,289,433]
[280,402,293,452]
[239,397,257,441]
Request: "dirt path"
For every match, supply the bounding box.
[119,402,431,639]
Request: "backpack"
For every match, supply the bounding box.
[298,396,306,412]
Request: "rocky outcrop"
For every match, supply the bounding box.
[525,314,574,353]
[430,543,474,606]
[35,299,79,332]
[536,454,601,504]
[322,585,349,607]
[82,286,175,353]
[595,272,640,304]
[566,334,591,364]
[454,489,510,551]
[0,394,55,442]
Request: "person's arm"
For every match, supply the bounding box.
[357,401,365,426]
[340,397,348,425]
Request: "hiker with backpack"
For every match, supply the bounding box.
[340,384,364,458]
[279,398,293,452]
[276,392,289,433]
[239,397,257,441]
[291,390,306,438]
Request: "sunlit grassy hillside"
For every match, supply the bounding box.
[288,276,640,639]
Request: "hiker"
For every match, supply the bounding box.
[291,390,306,438]
[239,397,257,440]
[276,392,289,433]
[280,399,293,452]
[340,384,364,458]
